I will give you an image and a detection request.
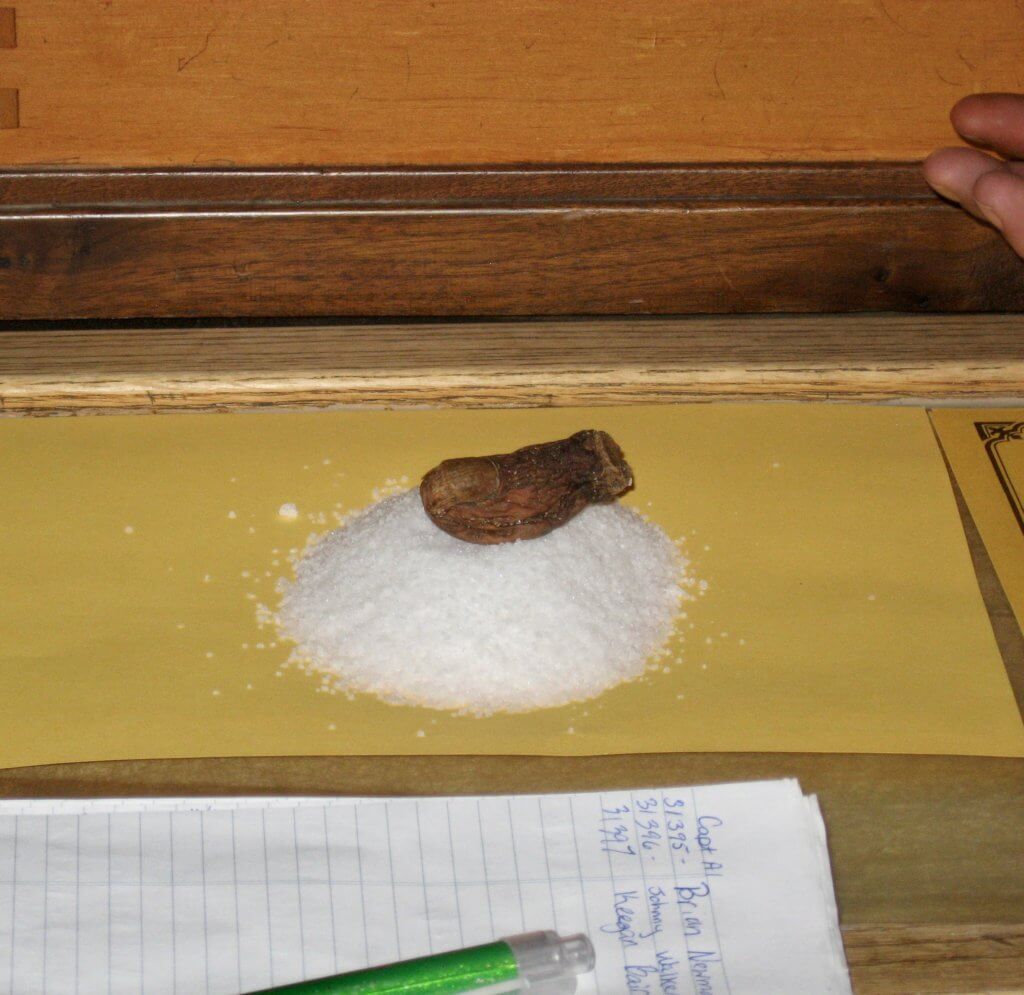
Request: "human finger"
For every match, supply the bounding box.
[950,93,1024,159]
[973,168,1024,256]
[923,146,1005,218]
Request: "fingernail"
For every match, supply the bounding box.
[976,200,1003,231]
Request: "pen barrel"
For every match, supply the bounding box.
[245,940,519,994]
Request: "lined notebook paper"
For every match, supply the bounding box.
[0,780,851,995]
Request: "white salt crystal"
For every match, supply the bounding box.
[276,489,690,715]
[278,503,299,521]
[123,525,134,535]
[227,511,237,520]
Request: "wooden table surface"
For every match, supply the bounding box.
[1,314,1023,994]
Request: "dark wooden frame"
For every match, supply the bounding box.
[1,163,1021,321]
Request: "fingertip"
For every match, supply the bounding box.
[922,148,966,196]
[921,146,1001,207]
[973,168,1019,212]
[972,169,1024,246]
[950,94,988,140]
[949,92,1024,156]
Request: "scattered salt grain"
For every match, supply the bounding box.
[228,511,237,520]
[416,729,426,738]
[276,489,691,715]
[123,526,134,535]
[278,503,299,521]
[205,651,214,659]
[211,689,221,696]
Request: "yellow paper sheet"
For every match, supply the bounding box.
[932,408,1024,634]
[2,404,1021,767]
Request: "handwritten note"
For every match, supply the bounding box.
[0,781,850,994]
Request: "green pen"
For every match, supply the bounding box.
[243,930,595,995]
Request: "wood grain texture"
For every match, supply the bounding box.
[3,315,1024,413]
[843,924,1024,995]
[0,8,15,49]
[0,0,1022,166]
[1,165,1022,319]
[0,88,16,129]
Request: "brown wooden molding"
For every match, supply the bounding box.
[0,163,1021,320]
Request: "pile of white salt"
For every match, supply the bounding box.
[276,489,689,715]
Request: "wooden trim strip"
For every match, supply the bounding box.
[0,162,935,205]
[842,923,1024,995]
[3,315,1022,414]
[0,164,1020,319]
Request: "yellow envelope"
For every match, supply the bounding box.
[2,404,1021,767]
[931,408,1024,634]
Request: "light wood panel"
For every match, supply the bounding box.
[3,316,1024,413]
[0,1,1021,166]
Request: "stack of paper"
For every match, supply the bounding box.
[0,780,851,994]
